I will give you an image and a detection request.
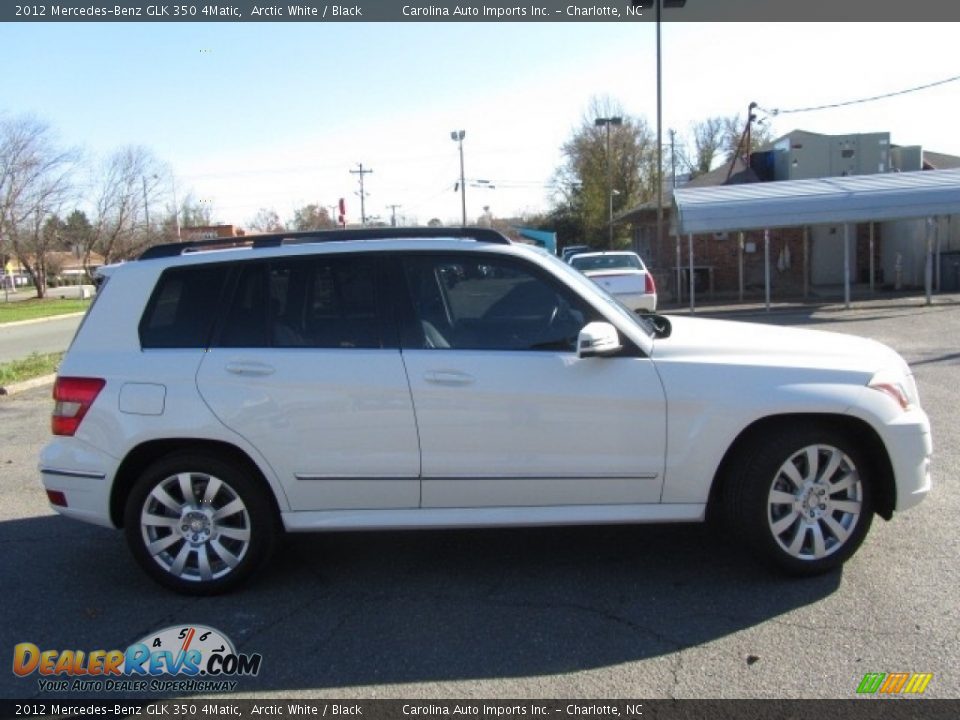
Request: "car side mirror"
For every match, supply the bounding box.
[577,322,622,358]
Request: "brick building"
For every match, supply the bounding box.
[619,130,960,301]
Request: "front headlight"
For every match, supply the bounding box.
[868,369,918,411]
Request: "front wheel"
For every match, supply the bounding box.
[124,452,278,595]
[723,426,874,575]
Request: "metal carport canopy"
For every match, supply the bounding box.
[672,167,960,234]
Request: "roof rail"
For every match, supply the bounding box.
[138,226,511,260]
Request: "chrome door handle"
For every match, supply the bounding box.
[424,370,474,386]
[225,362,275,376]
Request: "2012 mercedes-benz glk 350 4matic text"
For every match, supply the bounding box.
[40,228,932,594]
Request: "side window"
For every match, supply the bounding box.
[292,258,380,349]
[139,264,228,349]
[218,263,269,348]
[216,256,382,349]
[401,255,593,352]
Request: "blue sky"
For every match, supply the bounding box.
[3,22,959,226]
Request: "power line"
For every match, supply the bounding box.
[759,73,960,116]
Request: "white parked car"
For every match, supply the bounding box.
[41,228,932,594]
[569,251,658,312]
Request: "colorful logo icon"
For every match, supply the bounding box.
[856,672,933,695]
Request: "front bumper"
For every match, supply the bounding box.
[883,408,933,513]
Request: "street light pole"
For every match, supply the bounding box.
[451,130,466,226]
[635,0,685,285]
[595,116,623,248]
[655,0,663,256]
[171,175,181,240]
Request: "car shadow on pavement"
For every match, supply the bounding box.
[0,515,841,697]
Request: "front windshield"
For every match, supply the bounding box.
[534,249,657,336]
[570,254,642,272]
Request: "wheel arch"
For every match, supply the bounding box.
[707,413,896,522]
[110,438,284,528]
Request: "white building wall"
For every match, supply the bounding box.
[880,215,960,288]
[810,224,856,285]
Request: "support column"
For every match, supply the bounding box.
[803,226,809,299]
[675,234,682,305]
[843,223,851,309]
[935,216,941,293]
[925,217,934,306]
[738,232,744,303]
[764,229,771,312]
[868,222,875,295]
[689,233,695,313]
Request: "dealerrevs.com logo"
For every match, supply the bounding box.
[13,624,262,693]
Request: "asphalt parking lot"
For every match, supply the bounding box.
[0,295,957,700]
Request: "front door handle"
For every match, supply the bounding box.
[225,361,276,376]
[424,370,474,386]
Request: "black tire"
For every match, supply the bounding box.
[124,451,278,595]
[722,424,874,576]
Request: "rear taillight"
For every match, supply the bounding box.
[52,377,105,436]
[644,272,657,295]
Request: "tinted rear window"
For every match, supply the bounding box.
[215,256,381,349]
[139,265,229,348]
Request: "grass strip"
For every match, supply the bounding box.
[0,297,90,324]
[0,352,63,386]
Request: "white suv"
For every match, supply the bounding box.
[41,228,932,594]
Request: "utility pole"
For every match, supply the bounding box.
[142,176,151,228]
[350,163,373,226]
[669,129,678,189]
[387,204,402,227]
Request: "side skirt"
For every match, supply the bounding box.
[282,503,705,532]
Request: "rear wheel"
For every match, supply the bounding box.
[723,425,874,575]
[124,452,278,595]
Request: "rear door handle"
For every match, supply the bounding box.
[225,361,276,376]
[424,370,474,386]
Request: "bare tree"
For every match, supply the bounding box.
[683,117,726,178]
[0,115,77,298]
[247,207,285,233]
[87,146,168,270]
[722,113,774,164]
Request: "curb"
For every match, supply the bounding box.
[0,373,56,397]
[0,312,86,329]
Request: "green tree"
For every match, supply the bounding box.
[289,203,334,231]
[62,209,93,254]
[178,193,213,227]
[552,97,656,249]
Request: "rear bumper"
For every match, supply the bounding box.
[39,439,118,529]
[618,292,658,313]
